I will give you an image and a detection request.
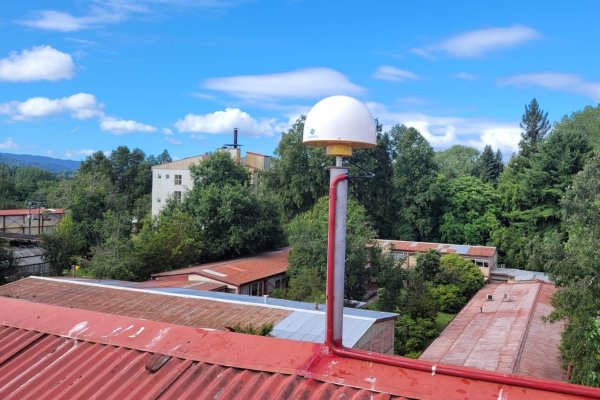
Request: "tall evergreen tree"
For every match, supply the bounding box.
[519,98,550,158]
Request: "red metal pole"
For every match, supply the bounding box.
[325,175,600,399]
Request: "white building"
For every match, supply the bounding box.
[151,155,207,216]
[151,148,271,216]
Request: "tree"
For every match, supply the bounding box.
[519,98,550,158]
[260,116,330,222]
[440,176,500,245]
[349,125,397,238]
[415,250,441,282]
[546,152,600,386]
[391,125,442,241]
[437,254,484,300]
[0,245,17,284]
[42,214,85,274]
[189,150,249,189]
[478,145,503,185]
[285,196,376,301]
[435,145,480,179]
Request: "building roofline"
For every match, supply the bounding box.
[0,296,592,400]
[29,276,390,322]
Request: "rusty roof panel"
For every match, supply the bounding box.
[0,208,65,216]
[374,239,496,258]
[153,248,290,286]
[419,282,564,381]
[1,297,595,400]
[0,277,290,331]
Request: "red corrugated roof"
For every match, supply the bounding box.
[375,239,497,258]
[136,280,226,291]
[419,282,565,381]
[0,208,65,216]
[153,248,290,286]
[1,296,591,400]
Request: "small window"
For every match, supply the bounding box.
[157,173,162,178]
[166,174,170,179]
[174,174,182,185]
[157,198,161,203]
[173,191,182,202]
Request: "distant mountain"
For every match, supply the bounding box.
[0,152,80,174]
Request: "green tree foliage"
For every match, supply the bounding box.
[519,98,550,158]
[0,245,18,284]
[391,125,442,241]
[349,126,397,238]
[285,196,376,302]
[260,116,330,222]
[495,106,594,270]
[437,253,484,300]
[435,144,480,179]
[414,250,441,282]
[227,322,274,336]
[478,145,504,185]
[42,214,85,274]
[547,153,600,386]
[0,164,58,208]
[440,176,500,245]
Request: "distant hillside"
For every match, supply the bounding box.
[0,152,80,174]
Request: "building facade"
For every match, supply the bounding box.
[374,239,498,280]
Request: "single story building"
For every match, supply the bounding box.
[0,208,65,237]
[152,248,290,296]
[374,239,498,280]
[0,276,398,355]
[419,281,565,381]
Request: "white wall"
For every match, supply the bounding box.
[151,168,194,216]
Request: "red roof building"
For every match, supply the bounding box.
[0,294,597,399]
[152,248,290,296]
[374,239,498,279]
[0,208,65,238]
[420,281,565,381]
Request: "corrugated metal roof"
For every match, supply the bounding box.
[152,248,290,286]
[0,208,65,216]
[419,282,565,381]
[374,239,496,258]
[0,277,396,348]
[0,297,592,400]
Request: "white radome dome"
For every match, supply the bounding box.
[303,95,376,155]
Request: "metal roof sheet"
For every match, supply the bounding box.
[152,248,290,286]
[0,208,65,216]
[419,282,565,381]
[373,239,497,258]
[0,277,396,348]
[0,297,593,400]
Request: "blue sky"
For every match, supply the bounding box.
[1,1,599,161]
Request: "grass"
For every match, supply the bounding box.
[435,312,457,333]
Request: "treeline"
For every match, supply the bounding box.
[0,164,60,209]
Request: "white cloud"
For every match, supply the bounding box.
[100,117,157,134]
[373,66,420,82]
[162,128,173,135]
[203,68,364,100]
[20,1,243,32]
[414,25,541,58]
[65,149,98,159]
[0,45,74,82]
[498,72,600,101]
[175,107,289,137]
[165,136,182,145]
[0,137,17,150]
[366,102,520,155]
[453,72,477,81]
[0,93,103,121]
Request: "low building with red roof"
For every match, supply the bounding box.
[0,284,597,399]
[152,248,290,296]
[0,208,65,238]
[374,239,498,279]
[420,281,565,381]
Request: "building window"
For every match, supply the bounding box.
[157,173,162,178]
[174,174,182,185]
[166,174,170,179]
[173,191,182,202]
[157,198,161,203]
[249,282,261,296]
